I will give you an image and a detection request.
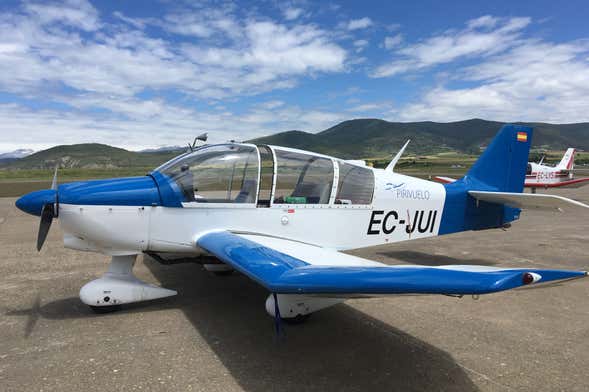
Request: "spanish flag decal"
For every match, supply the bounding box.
[517,132,528,142]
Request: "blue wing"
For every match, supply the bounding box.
[197,231,586,295]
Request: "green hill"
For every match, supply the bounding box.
[3,143,181,170]
[250,118,589,158]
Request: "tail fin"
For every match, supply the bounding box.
[556,148,575,170]
[465,124,533,192]
[439,125,533,235]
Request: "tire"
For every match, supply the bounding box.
[89,305,122,314]
[281,314,310,324]
[212,270,234,276]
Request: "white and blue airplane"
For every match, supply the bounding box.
[15,125,589,322]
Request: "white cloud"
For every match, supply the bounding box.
[0,101,346,152]
[467,15,499,29]
[347,17,372,31]
[393,40,589,123]
[283,7,304,20]
[24,0,100,31]
[365,15,589,123]
[0,3,346,98]
[162,14,215,37]
[258,100,285,109]
[0,1,350,151]
[383,34,403,49]
[372,16,531,77]
[353,39,369,52]
[385,23,401,32]
[112,11,145,29]
[177,21,346,95]
[346,102,391,113]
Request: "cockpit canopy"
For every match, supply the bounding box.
[158,145,259,203]
[157,144,374,206]
[273,149,333,204]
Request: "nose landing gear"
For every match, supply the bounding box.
[80,255,177,313]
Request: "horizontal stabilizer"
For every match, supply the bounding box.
[197,231,586,295]
[468,191,589,211]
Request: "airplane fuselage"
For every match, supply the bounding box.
[525,162,573,187]
[58,169,447,255]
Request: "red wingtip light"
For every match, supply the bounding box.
[522,272,535,285]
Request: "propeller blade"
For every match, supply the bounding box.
[37,203,54,251]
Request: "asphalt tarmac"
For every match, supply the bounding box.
[1,187,588,392]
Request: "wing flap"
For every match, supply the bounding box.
[197,231,586,295]
[237,233,384,267]
[469,190,589,211]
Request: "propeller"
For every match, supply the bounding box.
[37,203,54,251]
[37,166,59,251]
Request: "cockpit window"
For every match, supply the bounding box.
[273,149,333,204]
[159,145,259,203]
[335,161,374,205]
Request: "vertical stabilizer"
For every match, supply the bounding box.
[556,148,576,170]
[465,124,533,193]
[440,125,533,235]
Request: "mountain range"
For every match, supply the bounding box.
[249,118,589,158]
[0,148,34,164]
[2,119,588,169]
[1,143,180,170]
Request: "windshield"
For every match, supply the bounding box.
[159,144,259,203]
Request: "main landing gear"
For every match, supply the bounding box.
[79,255,177,313]
[265,294,344,323]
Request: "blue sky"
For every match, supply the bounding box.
[1,0,588,152]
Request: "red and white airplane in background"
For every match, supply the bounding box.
[524,148,589,190]
[435,148,589,192]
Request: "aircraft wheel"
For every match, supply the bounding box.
[89,305,122,314]
[281,314,310,324]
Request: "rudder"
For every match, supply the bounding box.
[556,148,575,170]
[465,124,533,192]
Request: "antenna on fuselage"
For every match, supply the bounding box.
[386,139,410,172]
